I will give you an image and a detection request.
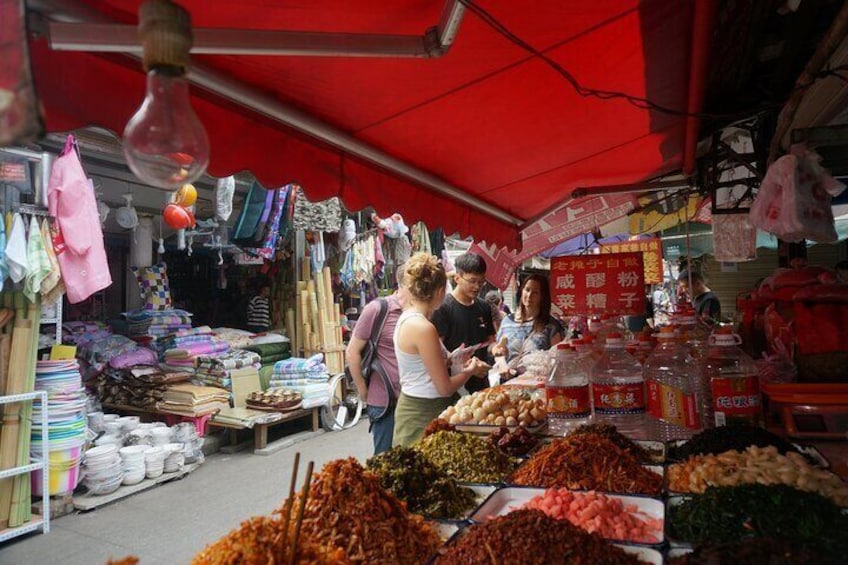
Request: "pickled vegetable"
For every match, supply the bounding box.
[367,446,477,519]
[416,431,516,483]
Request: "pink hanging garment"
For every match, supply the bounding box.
[47,134,112,303]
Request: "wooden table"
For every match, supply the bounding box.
[208,406,320,450]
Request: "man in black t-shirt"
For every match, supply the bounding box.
[431,252,494,393]
[678,270,721,323]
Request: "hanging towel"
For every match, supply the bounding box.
[0,213,7,292]
[232,181,269,242]
[6,213,28,283]
[24,215,51,301]
[47,135,112,304]
[40,219,65,301]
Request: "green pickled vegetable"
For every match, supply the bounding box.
[668,484,848,560]
[415,431,516,484]
[366,446,477,519]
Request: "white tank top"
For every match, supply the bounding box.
[393,310,446,399]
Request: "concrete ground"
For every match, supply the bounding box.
[0,420,374,565]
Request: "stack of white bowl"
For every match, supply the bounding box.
[119,445,147,485]
[144,446,166,479]
[87,411,105,434]
[125,427,152,447]
[150,426,172,447]
[163,443,185,473]
[116,416,140,433]
[81,445,123,495]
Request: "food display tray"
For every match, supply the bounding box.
[665,440,830,468]
[616,545,663,565]
[529,436,666,464]
[428,521,664,565]
[467,486,665,545]
[664,496,694,549]
[423,484,497,522]
[454,421,547,435]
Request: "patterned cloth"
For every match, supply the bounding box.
[292,185,342,232]
[243,184,291,260]
[24,216,52,301]
[132,263,172,310]
[272,354,324,375]
[196,349,262,371]
[40,219,65,301]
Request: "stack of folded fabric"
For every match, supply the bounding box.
[212,328,254,349]
[124,308,193,339]
[157,384,231,416]
[268,354,329,408]
[193,349,261,391]
[154,326,215,355]
[244,341,291,389]
[163,340,230,371]
[74,332,143,382]
[95,366,192,409]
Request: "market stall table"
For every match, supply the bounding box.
[208,406,320,451]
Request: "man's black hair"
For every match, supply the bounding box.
[454,252,487,275]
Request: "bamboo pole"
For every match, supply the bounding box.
[285,308,296,349]
[0,295,37,528]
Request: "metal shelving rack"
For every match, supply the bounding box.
[0,391,50,544]
[39,297,63,345]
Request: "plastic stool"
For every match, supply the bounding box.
[163,412,215,436]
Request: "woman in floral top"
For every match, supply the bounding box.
[492,274,563,362]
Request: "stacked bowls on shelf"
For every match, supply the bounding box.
[143,446,166,479]
[118,445,147,485]
[30,360,87,496]
[80,444,123,495]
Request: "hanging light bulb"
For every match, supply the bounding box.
[157,238,166,254]
[123,0,209,190]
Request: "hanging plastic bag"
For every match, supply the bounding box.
[712,214,757,262]
[214,175,235,222]
[751,145,846,243]
[750,155,794,238]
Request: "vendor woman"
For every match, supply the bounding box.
[392,253,489,446]
[492,274,563,362]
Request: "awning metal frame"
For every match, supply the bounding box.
[43,0,467,58]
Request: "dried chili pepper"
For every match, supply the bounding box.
[510,435,662,495]
[191,514,347,565]
[297,458,441,565]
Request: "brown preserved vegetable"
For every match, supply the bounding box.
[433,509,642,564]
[510,435,662,495]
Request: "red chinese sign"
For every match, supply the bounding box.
[598,237,664,284]
[550,252,645,316]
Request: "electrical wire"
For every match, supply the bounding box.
[457,0,836,121]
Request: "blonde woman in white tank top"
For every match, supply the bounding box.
[392,253,489,447]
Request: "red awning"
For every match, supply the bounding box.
[28,0,713,249]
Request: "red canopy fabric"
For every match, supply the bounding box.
[29,0,708,249]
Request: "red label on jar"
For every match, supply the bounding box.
[711,376,761,426]
[593,383,646,414]
[546,385,591,419]
[647,380,700,429]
